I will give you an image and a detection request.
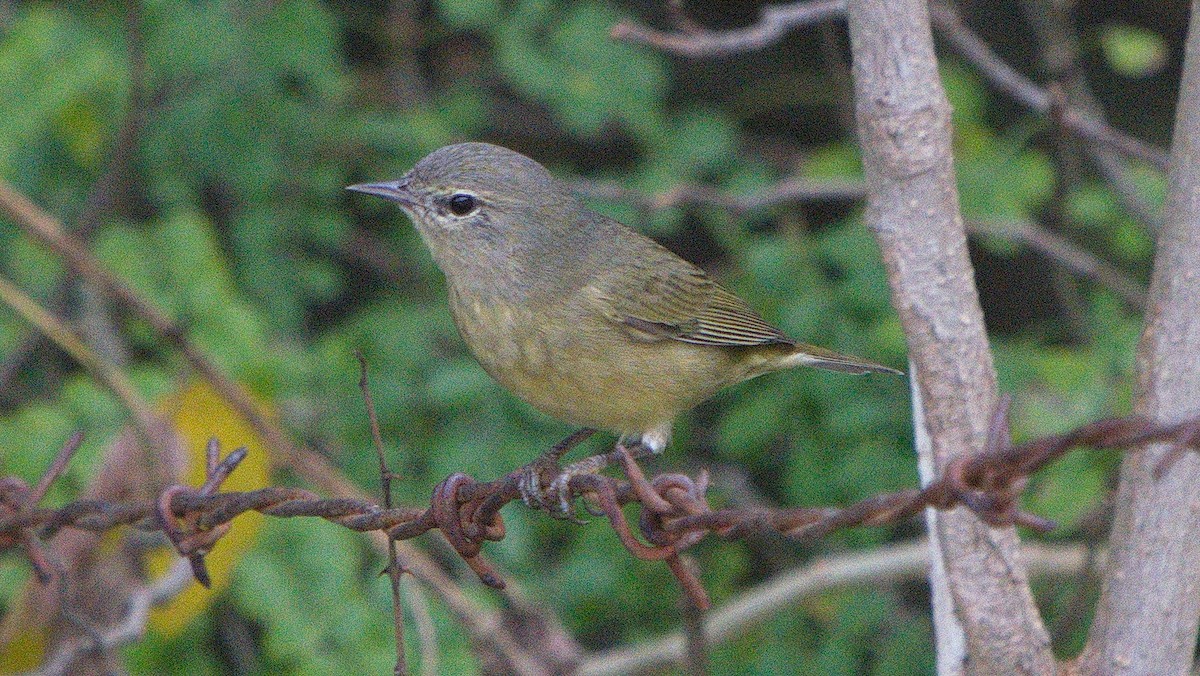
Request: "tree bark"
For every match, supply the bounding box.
[845,1,1055,673]
[1078,3,1200,673]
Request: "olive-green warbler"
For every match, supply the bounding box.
[349,143,898,504]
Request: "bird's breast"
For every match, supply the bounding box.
[445,283,752,436]
[448,289,552,376]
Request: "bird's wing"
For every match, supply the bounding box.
[593,250,791,347]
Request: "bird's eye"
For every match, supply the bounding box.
[447,193,476,216]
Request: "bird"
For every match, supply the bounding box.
[348,142,899,509]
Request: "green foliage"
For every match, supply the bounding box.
[0,6,121,173]
[0,0,1163,673]
[1100,23,1168,78]
[494,1,668,138]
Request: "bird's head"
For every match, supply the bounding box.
[347,143,580,273]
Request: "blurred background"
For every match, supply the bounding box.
[0,0,1183,673]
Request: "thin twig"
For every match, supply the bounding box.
[1044,83,1096,343]
[0,433,84,583]
[1018,0,1163,232]
[0,273,176,459]
[909,367,965,671]
[928,1,1168,171]
[358,353,408,676]
[609,0,1167,171]
[575,178,1145,309]
[967,218,1147,310]
[0,0,152,396]
[402,576,440,676]
[611,0,847,58]
[30,558,193,676]
[0,179,354,494]
[29,433,85,506]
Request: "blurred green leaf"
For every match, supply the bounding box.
[0,6,119,171]
[495,1,668,138]
[1100,23,1168,78]
[437,0,504,29]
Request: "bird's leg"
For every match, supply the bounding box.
[521,427,669,518]
[518,428,595,515]
[544,438,664,517]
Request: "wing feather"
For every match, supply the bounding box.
[597,251,791,347]
[575,216,900,375]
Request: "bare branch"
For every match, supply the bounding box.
[0,273,180,465]
[359,355,408,676]
[31,559,192,676]
[1079,5,1200,673]
[967,218,1147,310]
[394,545,551,676]
[929,1,1169,172]
[402,577,440,676]
[911,377,966,672]
[610,0,1165,175]
[574,177,1145,309]
[846,0,1055,671]
[1018,0,1163,231]
[0,434,83,584]
[575,540,1088,676]
[611,0,846,58]
[570,175,866,212]
[0,0,152,396]
[0,178,384,506]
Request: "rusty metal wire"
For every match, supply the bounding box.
[3,400,1198,611]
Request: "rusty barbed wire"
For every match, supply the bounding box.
[2,399,1198,611]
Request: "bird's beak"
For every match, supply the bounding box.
[346,178,414,205]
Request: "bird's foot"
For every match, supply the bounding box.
[517,429,595,520]
[519,438,664,521]
[519,454,611,521]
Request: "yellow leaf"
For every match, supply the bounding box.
[145,380,274,636]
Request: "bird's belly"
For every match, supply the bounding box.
[449,294,736,435]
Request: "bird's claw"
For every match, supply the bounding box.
[517,463,543,509]
[517,459,587,522]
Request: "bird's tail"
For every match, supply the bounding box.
[781,342,903,376]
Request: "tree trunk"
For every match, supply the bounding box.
[846,0,1055,672]
[1078,3,1200,673]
